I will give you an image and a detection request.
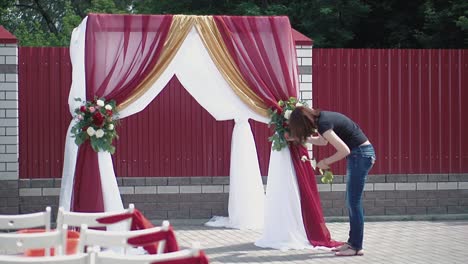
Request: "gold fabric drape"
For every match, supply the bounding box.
[118,15,268,117]
[195,16,268,117]
[118,15,195,111]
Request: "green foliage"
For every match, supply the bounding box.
[268,97,308,151]
[320,169,334,184]
[413,0,468,48]
[0,0,466,48]
[71,97,119,154]
[85,0,129,14]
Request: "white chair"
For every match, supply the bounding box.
[56,204,135,230]
[0,253,89,264]
[0,224,67,256]
[77,221,171,254]
[92,248,202,264]
[0,206,51,231]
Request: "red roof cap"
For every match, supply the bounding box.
[0,26,17,44]
[292,28,313,45]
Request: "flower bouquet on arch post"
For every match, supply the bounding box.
[267,97,308,151]
[71,97,119,154]
[300,155,334,184]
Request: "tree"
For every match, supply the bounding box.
[0,0,466,47]
[0,0,128,46]
[288,0,371,47]
[414,0,468,48]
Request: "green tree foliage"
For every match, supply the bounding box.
[0,0,466,47]
[413,0,468,47]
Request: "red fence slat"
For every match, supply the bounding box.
[19,48,468,178]
[312,49,468,175]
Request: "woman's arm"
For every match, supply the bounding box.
[306,135,328,146]
[316,129,350,169]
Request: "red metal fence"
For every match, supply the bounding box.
[19,48,72,179]
[113,76,271,177]
[312,49,468,174]
[19,48,467,178]
[18,47,271,178]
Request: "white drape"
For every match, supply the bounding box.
[59,17,87,212]
[60,21,267,230]
[255,147,311,250]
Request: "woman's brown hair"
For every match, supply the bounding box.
[288,106,321,143]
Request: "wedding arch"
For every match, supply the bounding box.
[59,14,340,249]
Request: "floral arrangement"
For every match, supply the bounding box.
[267,97,308,151]
[301,156,334,184]
[267,97,334,183]
[71,97,119,154]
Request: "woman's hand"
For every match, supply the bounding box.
[317,159,330,170]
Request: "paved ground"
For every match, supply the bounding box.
[173,220,468,264]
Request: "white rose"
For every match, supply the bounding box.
[295,102,303,107]
[105,104,112,110]
[96,100,105,107]
[95,129,105,138]
[284,109,292,120]
[108,124,114,130]
[86,127,95,136]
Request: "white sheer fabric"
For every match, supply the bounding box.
[228,118,264,229]
[61,22,266,230]
[59,17,87,211]
[255,147,311,250]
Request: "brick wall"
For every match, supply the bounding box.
[16,173,468,222]
[0,42,19,214]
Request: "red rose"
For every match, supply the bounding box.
[106,110,113,117]
[82,126,88,131]
[92,112,105,127]
[80,106,86,113]
[276,107,283,115]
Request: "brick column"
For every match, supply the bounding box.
[0,26,18,214]
[296,44,313,106]
[296,43,313,157]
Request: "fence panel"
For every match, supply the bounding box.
[18,47,71,179]
[19,48,467,178]
[312,49,468,175]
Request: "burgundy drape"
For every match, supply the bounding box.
[290,145,341,247]
[72,14,173,212]
[214,15,340,247]
[214,16,297,110]
[97,209,179,254]
[127,226,179,254]
[148,251,209,264]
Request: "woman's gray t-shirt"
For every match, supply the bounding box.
[317,111,368,149]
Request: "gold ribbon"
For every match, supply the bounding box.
[195,16,268,117]
[118,15,195,111]
[118,15,268,117]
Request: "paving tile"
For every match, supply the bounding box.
[171,220,468,264]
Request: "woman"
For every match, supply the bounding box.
[287,106,376,256]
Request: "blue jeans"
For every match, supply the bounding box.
[346,144,376,250]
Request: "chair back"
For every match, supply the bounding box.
[56,204,134,230]
[0,224,67,256]
[93,248,201,264]
[78,221,170,254]
[0,253,89,264]
[0,207,51,231]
